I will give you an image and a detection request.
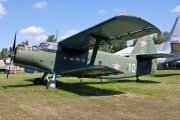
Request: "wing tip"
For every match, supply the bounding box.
[116,13,142,19]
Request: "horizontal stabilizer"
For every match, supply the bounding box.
[60,65,123,77]
[137,53,175,59]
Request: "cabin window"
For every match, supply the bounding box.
[53,45,57,50]
[70,57,74,61]
[38,43,49,50]
[38,43,44,48]
[63,55,68,60]
[42,43,49,49]
[76,57,80,61]
[81,58,86,62]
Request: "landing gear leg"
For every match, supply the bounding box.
[136,76,140,82]
[80,78,83,84]
[100,78,103,85]
[34,72,48,85]
[46,73,57,89]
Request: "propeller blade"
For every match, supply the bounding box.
[6,63,11,79]
[13,31,17,53]
[9,47,13,53]
[55,29,58,42]
[7,31,17,79]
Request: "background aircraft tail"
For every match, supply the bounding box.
[157,15,180,64]
[157,15,180,52]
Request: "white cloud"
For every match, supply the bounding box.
[171,5,180,12]
[33,2,48,8]
[60,29,79,40]
[0,0,7,3]
[19,26,47,41]
[98,9,106,14]
[0,3,6,19]
[114,8,120,11]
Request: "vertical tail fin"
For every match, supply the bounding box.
[158,15,180,52]
[131,35,156,55]
[165,15,180,43]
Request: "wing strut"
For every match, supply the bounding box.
[89,34,109,66]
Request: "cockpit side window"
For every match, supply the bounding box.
[38,43,49,50]
[53,45,57,50]
[42,43,49,49]
[38,43,61,53]
[38,43,44,49]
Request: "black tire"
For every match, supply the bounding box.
[34,78,41,85]
[46,80,56,89]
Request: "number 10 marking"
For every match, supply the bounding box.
[129,63,136,72]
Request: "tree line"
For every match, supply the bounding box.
[0,31,169,59]
[132,31,169,46]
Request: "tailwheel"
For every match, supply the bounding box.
[136,76,140,82]
[46,80,56,89]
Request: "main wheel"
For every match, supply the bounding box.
[34,78,41,85]
[46,80,56,89]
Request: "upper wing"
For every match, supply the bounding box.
[58,13,160,50]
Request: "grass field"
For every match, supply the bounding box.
[0,70,180,120]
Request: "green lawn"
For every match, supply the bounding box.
[0,70,179,120]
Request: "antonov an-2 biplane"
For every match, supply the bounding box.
[8,14,173,89]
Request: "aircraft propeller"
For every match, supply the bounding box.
[7,32,17,78]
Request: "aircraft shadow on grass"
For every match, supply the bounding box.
[55,81,125,96]
[54,79,160,96]
[151,73,180,77]
[2,78,160,96]
[1,83,34,89]
[2,78,124,96]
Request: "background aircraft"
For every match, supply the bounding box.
[115,15,180,66]
[0,59,8,73]
[0,58,21,73]
[8,14,171,89]
[157,15,180,64]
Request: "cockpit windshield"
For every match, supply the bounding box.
[37,42,61,52]
[38,43,49,49]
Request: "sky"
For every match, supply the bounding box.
[0,0,180,50]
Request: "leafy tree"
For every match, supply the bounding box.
[153,31,169,44]
[99,41,127,53]
[132,39,138,46]
[46,34,57,42]
[163,31,169,42]
[113,41,127,53]
[21,40,29,46]
[0,47,8,59]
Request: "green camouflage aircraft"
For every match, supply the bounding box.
[8,14,173,89]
